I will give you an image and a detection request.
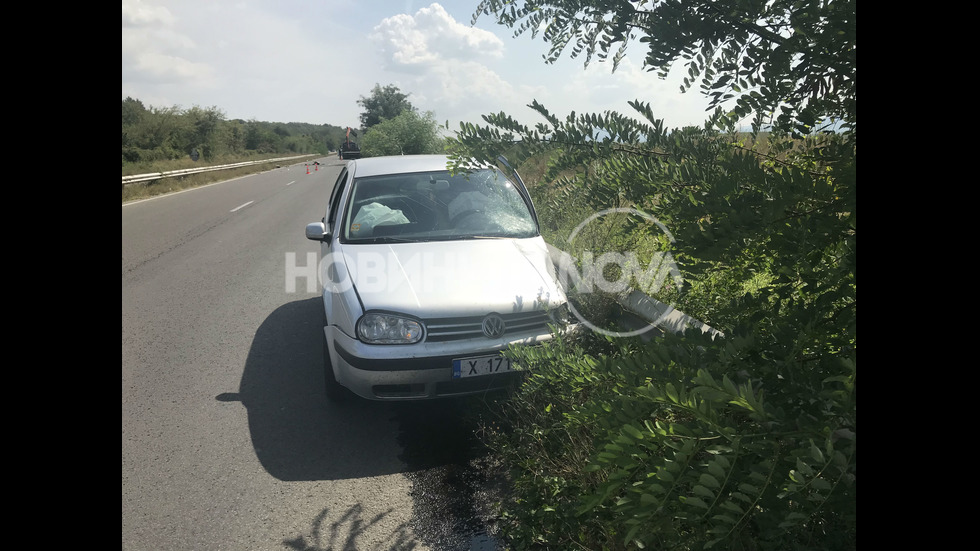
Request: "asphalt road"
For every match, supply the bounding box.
[122,158,500,550]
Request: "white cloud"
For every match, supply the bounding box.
[371,3,504,70]
[122,0,214,88]
[368,3,529,125]
[130,52,215,83]
[121,0,175,26]
[121,0,714,128]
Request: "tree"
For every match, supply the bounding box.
[360,110,444,157]
[244,119,281,153]
[122,99,337,167]
[449,1,855,549]
[184,105,225,161]
[122,97,148,162]
[121,97,147,139]
[356,84,415,129]
[472,0,855,135]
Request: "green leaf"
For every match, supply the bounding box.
[719,501,744,514]
[712,513,739,525]
[707,462,726,479]
[810,442,825,463]
[623,424,645,440]
[722,374,738,395]
[730,491,752,504]
[693,485,715,499]
[682,496,710,509]
[811,477,832,491]
[700,473,721,488]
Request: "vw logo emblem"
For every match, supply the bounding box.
[482,314,506,338]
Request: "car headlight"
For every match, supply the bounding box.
[357,313,424,344]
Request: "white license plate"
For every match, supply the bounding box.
[452,355,513,378]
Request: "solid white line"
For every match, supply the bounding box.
[230,201,254,212]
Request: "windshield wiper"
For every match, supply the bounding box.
[347,236,420,244]
[459,234,506,239]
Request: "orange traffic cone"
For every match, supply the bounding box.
[306,164,310,175]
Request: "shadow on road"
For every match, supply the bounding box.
[394,399,506,550]
[282,504,419,551]
[217,297,403,481]
[219,297,505,549]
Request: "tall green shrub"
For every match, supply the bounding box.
[450,1,855,548]
[360,110,445,157]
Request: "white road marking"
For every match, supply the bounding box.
[230,201,254,212]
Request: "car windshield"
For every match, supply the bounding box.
[341,168,538,243]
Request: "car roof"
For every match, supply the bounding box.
[348,155,455,178]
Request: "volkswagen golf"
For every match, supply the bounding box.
[305,155,572,400]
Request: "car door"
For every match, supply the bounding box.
[320,167,360,336]
[325,167,348,230]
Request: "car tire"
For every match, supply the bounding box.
[322,326,350,402]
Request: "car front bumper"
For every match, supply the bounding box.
[324,325,566,400]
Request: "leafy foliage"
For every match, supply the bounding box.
[450,1,855,549]
[360,110,446,157]
[357,84,416,130]
[472,0,855,136]
[492,323,855,550]
[121,97,346,169]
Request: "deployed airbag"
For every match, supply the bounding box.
[350,202,410,237]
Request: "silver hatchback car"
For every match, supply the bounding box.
[305,155,572,400]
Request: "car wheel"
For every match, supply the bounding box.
[322,327,350,402]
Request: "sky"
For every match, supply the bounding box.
[122,0,719,132]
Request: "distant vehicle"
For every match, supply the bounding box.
[339,141,361,160]
[305,154,574,400]
[339,126,362,160]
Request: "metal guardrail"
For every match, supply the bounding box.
[121,154,320,186]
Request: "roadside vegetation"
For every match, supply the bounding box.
[122,98,347,170]
[122,98,345,202]
[122,84,445,202]
[449,1,856,549]
[355,84,447,157]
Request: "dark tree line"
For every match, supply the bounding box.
[122,97,354,168]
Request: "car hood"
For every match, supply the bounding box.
[338,237,565,318]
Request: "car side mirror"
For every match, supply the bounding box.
[305,222,331,241]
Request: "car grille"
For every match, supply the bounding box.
[424,310,553,342]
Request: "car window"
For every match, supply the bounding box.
[341,168,538,242]
[327,168,348,228]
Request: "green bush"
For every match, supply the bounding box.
[492,321,854,550]
[482,144,854,551]
[450,1,855,547]
[456,125,855,550]
[360,110,445,157]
